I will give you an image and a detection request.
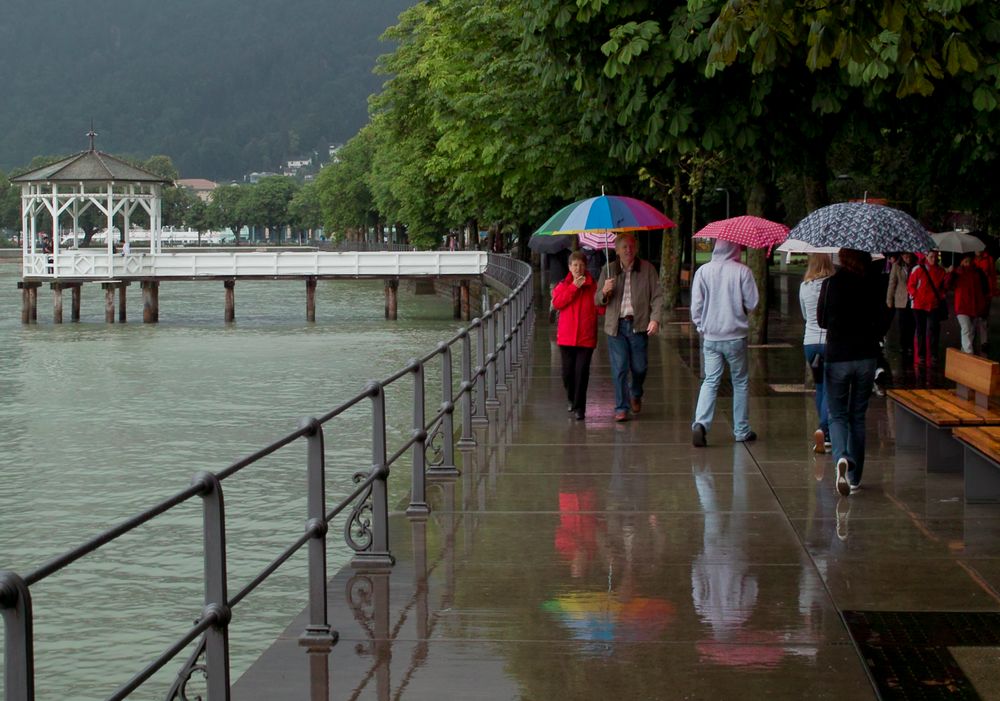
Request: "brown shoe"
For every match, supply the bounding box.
[813,429,826,454]
[614,410,629,422]
[630,397,641,414]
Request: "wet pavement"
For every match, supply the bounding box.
[234,273,1000,700]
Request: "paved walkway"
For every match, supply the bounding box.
[235,292,1000,700]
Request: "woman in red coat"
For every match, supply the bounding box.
[907,250,947,366]
[552,251,599,420]
[948,253,990,353]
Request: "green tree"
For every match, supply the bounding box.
[288,181,323,243]
[244,176,299,245]
[315,127,378,243]
[211,184,251,246]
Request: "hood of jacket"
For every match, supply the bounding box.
[711,239,743,263]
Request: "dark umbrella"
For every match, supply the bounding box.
[527,232,575,254]
[788,202,935,253]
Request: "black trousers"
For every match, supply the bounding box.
[895,306,915,356]
[913,309,940,363]
[560,345,595,414]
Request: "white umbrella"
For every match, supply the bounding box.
[776,239,882,264]
[931,230,984,254]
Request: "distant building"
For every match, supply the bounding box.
[286,158,311,170]
[328,144,343,163]
[176,178,218,202]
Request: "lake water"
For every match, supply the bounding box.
[0,261,464,699]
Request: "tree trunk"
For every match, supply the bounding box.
[660,169,686,311]
[745,178,775,344]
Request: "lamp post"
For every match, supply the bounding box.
[714,187,730,218]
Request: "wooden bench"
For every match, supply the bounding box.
[951,427,1000,503]
[887,348,1000,474]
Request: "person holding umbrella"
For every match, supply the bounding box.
[886,252,917,360]
[818,248,890,496]
[595,232,662,422]
[552,251,599,420]
[690,240,759,447]
[975,249,997,352]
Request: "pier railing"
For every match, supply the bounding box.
[0,253,533,701]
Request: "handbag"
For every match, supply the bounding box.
[921,264,949,321]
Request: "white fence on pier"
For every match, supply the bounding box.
[22,250,488,280]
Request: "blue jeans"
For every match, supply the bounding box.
[692,338,751,440]
[607,318,648,413]
[803,343,829,437]
[825,358,876,485]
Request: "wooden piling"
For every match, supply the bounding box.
[452,284,461,319]
[139,280,160,324]
[102,283,116,323]
[224,280,235,322]
[18,281,41,324]
[71,284,81,322]
[118,283,128,323]
[460,280,471,321]
[384,278,398,320]
[306,276,316,322]
[52,283,64,324]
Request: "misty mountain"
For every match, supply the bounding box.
[0,0,413,180]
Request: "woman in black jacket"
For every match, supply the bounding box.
[818,248,890,497]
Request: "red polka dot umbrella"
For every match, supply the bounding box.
[694,215,789,250]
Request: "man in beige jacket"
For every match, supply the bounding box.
[595,233,663,422]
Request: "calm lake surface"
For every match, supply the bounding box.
[0,260,464,699]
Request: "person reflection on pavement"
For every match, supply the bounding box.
[691,454,762,665]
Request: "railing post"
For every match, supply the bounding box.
[1,571,34,701]
[473,318,488,424]
[297,417,336,645]
[192,471,232,699]
[428,344,459,478]
[505,296,516,384]
[352,382,394,569]
[458,330,475,449]
[485,310,500,408]
[495,303,508,393]
[407,361,430,517]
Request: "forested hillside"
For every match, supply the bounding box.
[0,0,412,179]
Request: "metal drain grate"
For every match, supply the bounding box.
[843,610,1000,699]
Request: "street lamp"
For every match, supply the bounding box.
[714,187,731,218]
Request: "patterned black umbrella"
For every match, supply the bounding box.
[788,202,935,253]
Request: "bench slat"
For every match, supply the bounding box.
[953,426,1000,458]
[925,389,1000,424]
[888,389,973,425]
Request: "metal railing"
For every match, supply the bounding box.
[0,253,533,700]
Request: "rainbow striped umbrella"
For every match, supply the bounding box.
[534,195,675,236]
[534,194,674,271]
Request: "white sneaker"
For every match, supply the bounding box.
[836,458,851,497]
[849,482,862,494]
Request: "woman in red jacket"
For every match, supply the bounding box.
[949,253,990,354]
[552,251,599,420]
[907,250,947,366]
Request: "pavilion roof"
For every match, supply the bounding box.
[11,150,172,184]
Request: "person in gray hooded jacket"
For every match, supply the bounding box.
[690,240,760,447]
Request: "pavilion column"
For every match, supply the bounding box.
[452,284,461,319]
[460,280,471,321]
[102,282,116,323]
[225,280,235,322]
[71,283,81,322]
[142,281,160,323]
[306,276,316,322]
[51,283,64,324]
[384,278,398,320]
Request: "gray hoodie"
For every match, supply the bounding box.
[690,240,759,341]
